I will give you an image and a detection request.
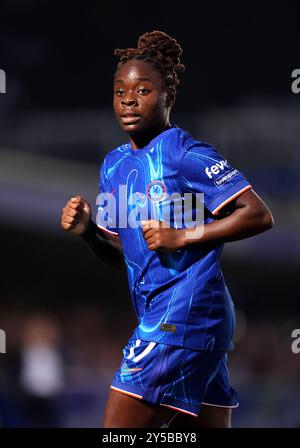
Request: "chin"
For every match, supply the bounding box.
[121,123,144,135]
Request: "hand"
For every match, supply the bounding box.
[61,195,91,235]
[141,220,185,251]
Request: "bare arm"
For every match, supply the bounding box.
[80,219,124,269]
[141,189,274,250]
[184,189,274,246]
[61,195,124,269]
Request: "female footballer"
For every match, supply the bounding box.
[61,31,273,428]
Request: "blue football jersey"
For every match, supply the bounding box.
[96,126,252,351]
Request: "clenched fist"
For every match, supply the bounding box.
[141,219,186,251]
[61,195,91,235]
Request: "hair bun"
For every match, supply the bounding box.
[137,31,184,73]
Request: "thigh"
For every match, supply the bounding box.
[103,389,176,428]
[167,405,232,428]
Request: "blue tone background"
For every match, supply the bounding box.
[0,0,299,427]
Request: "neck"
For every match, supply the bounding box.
[129,122,172,150]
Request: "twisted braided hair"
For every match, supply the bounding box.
[114,30,185,105]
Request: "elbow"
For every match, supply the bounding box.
[260,208,274,232]
[245,204,274,235]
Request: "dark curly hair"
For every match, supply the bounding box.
[114,30,185,104]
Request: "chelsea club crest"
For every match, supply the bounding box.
[146,180,167,202]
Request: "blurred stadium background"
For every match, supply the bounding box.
[0,0,300,427]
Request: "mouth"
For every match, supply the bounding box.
[120,113,141,125]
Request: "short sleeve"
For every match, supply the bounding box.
[96,157,119,236]
[179,142,252,215]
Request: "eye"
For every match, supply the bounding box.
[115,88,125,96]
[138,88,150,95]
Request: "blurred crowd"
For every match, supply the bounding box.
[0,306,299,428]
[0,307,123,427]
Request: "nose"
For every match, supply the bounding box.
[121,93,138,107]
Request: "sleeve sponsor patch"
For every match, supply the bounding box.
[214,169,239,187]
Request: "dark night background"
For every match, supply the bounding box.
[0,0,299,427]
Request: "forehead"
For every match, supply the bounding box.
[115,60,162,86]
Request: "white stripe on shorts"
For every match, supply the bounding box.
[125,339,141,360]
[133,342,157,363]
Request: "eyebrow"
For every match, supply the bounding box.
[115,77,152,83]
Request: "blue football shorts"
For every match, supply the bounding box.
[111,338,239,417]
